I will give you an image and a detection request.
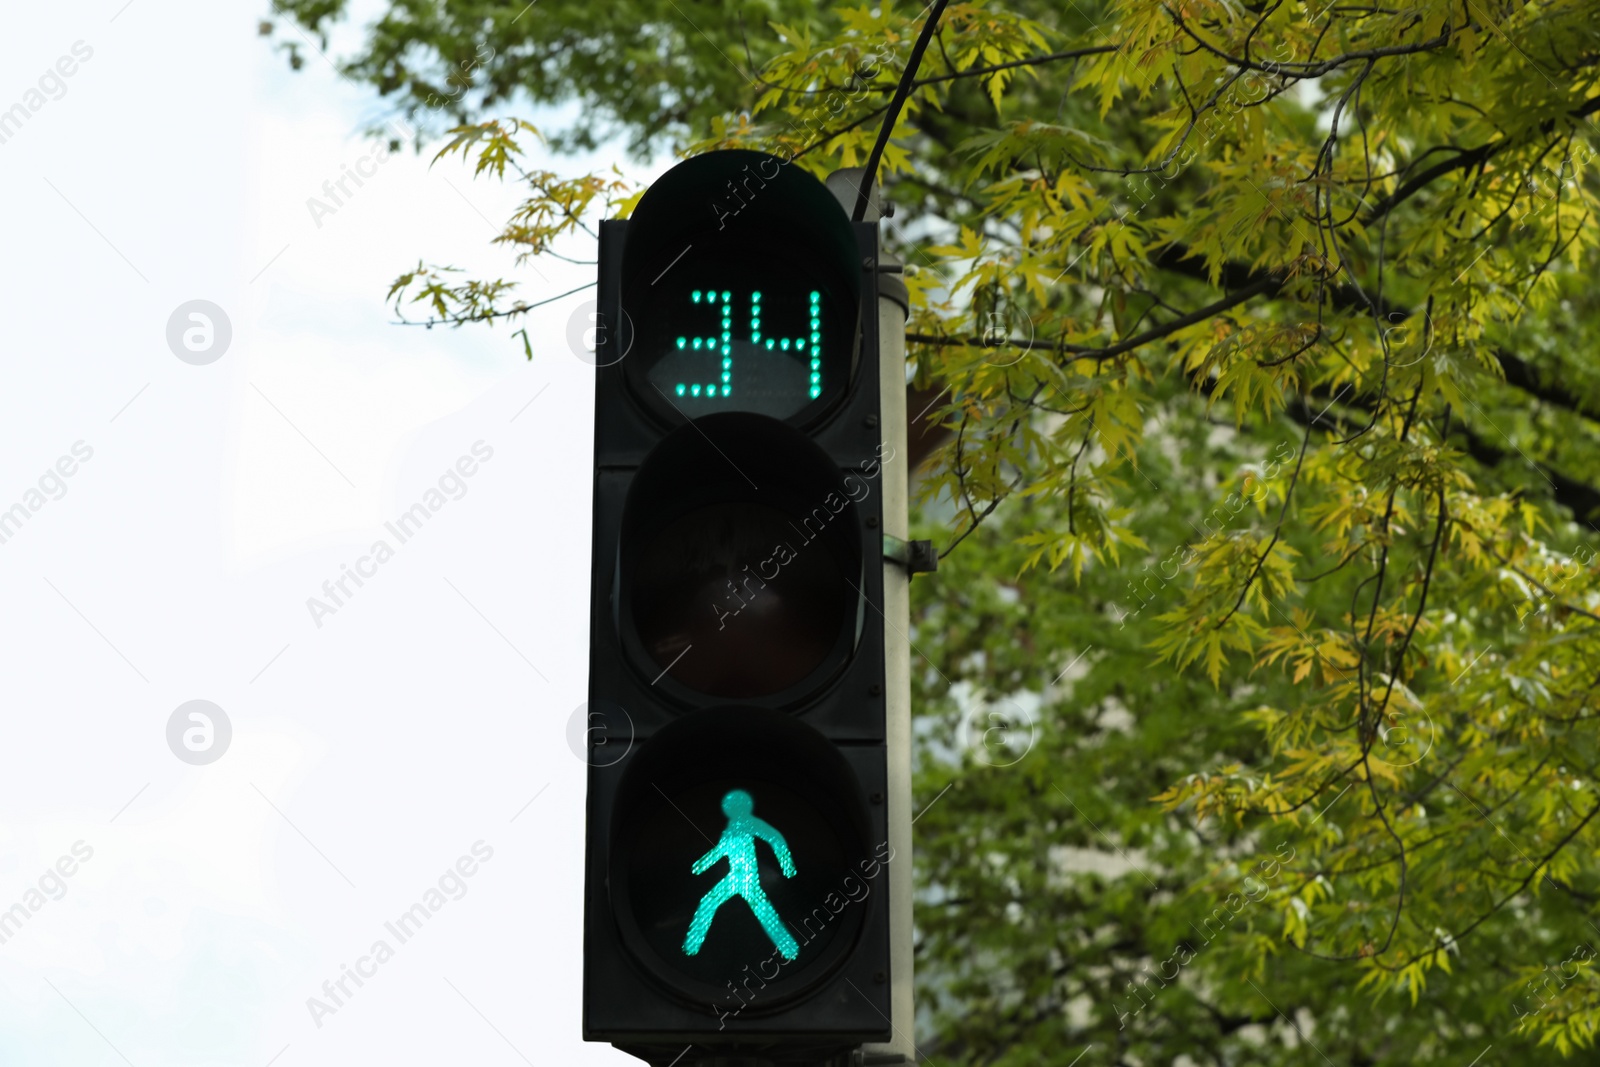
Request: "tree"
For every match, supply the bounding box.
[266,0,1600,1061]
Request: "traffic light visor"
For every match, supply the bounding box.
[620,151,862,426]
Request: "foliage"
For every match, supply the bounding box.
[269,0,1600,1061]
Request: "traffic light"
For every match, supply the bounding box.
[582,150,897,1065]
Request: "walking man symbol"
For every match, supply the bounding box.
[682,789,800,961]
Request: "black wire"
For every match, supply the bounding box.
[850,0,952,222]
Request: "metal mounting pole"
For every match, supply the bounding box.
[827,167,914,1065]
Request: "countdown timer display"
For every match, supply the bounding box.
[636,280,842,421]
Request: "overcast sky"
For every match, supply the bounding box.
[0,3,659,1064]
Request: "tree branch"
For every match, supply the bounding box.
[907,275,1281,361]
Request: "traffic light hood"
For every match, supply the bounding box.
[621,150,862,310]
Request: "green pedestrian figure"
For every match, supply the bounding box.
[682,789,800,961]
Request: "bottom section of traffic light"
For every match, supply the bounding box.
[584,706,893,1059]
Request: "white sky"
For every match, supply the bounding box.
[0,3,661,1064]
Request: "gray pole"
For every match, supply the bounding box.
[828,168,914,1065]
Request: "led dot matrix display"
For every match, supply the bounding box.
[664,288,825,409]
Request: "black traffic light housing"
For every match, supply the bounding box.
[583,151,894,1065]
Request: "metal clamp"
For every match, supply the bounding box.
[883,535,937,575]
[854,1051,914,1066]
